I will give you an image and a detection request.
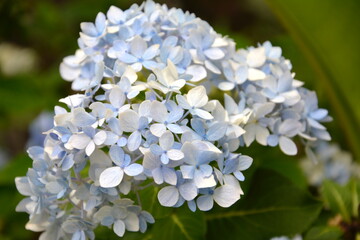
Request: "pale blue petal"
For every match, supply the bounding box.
[160,153,169,165]
[238,155,253,171]
[73,108,96,127]
[157,186,179,207]
[118,53,138,64]
[142,45,159,60]
[191,119,206,136]
[199,164,213,178]
[267,134,279,147]
[95,12,106,34]
[310,109,328,120]
[167,124,184,134]
[152,167,164,184]
[180,165,195,179]
[179,182,197,201]
[150,144,164,155]
[113,220,126,237]
[127,131,142,151]
[279,136,297,156]
[162,167,177,185]
[159,131,174,150]
[196,195,214,211]
[109,145,125,166]
[207,122,227,141]
[223,159,239,174]
[80,23,97,36]
[124,163,143,176]
[130,36,147,58]
[187,200,197,212]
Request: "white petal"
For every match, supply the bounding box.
[255,126,269,146]
[150,101,168,123]
[99,167,123,188]
[157,186,179,207]
[60,63,80,81]
[124,212,140,232]
[186,65,207,82]
[176,94,191,109]
[68,134,91,149]
[248,68,266,81]
[150,123,167,137]
[204,48,225,60]
[167,124,184,134]
[85,141,96,156]
[94,131,107,145]
[213,185,240,207]
[194,172,216,188]
[193,108,213,120]
[187,86,208,108]
[279,136,297,156]
[119,110,139,132]
[109,87,126,108]
[246,47,266,68]
[167,149,184,160]
[218,81,235,91]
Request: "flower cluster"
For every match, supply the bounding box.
[16,1,331,239]
[301,142,359,186]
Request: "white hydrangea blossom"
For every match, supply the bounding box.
[16,1,331,239]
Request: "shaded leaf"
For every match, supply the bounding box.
[206,169,322,240]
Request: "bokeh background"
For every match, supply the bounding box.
[0,0,359,239]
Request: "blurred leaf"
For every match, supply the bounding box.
[321,180,352,222]
[350,180,360,218]
[0,153,31,185]
[206,169,322,240]
[151,208,206,240]
[304,226,343,240]
[258,146,307,189]
[265,0,360,160]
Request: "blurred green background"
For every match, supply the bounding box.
[0,0,359,239]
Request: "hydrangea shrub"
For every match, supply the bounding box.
[15,1,331,239]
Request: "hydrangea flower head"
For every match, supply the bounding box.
[16,1,331,239]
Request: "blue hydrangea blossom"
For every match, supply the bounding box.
[16,1,331,239]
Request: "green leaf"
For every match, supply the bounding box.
[265,0,360,160]
[0,154,31,185]
[151,208,206,240]
[349,179,360,218]
[304,226,343,240]
[205,168,322,240]
[321,180,352,222]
